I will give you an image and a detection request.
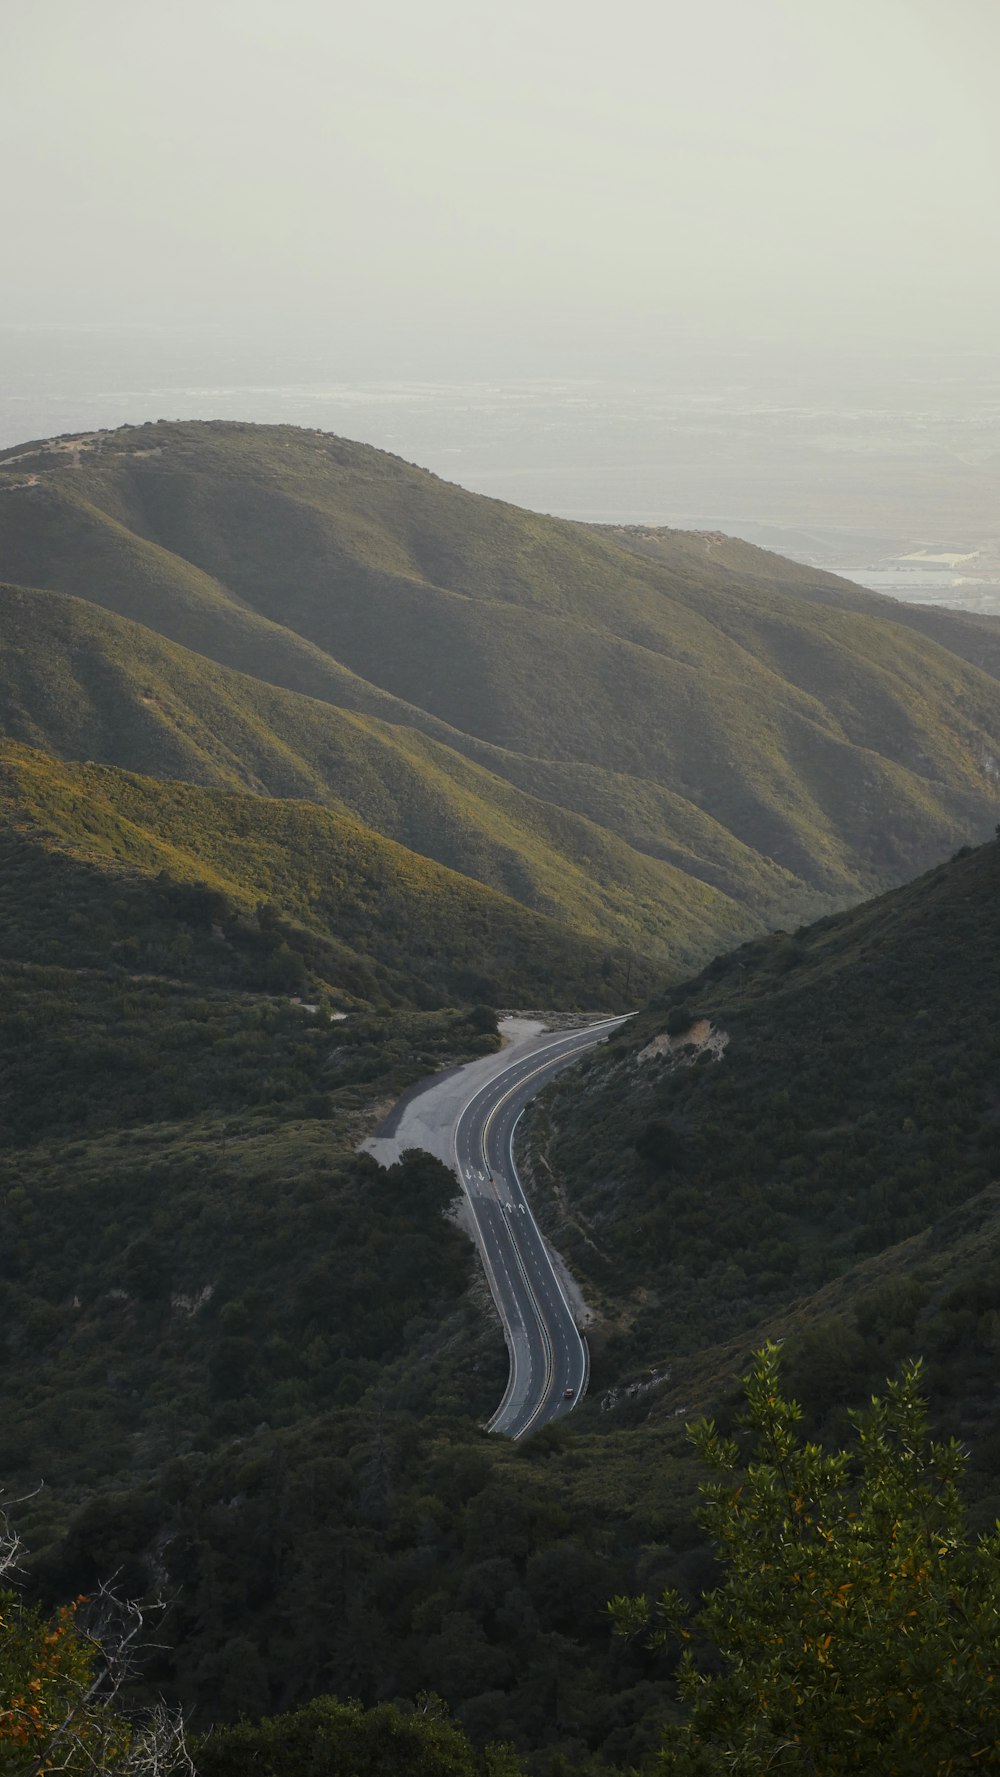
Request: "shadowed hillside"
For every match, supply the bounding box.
[521,831,1000,1383]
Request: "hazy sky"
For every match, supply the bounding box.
[4,0,999,374]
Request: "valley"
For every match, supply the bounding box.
[3,419,1000,1771]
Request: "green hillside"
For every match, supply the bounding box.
[0,737,680,1767]
[6,754,1000,1765]
[520,832,1000,1388]
[0,740,645,1013]
[602,521,1000,682]
[0,584,776,969]
[2,421,999,958]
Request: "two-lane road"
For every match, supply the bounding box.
[453,1020,624,1438]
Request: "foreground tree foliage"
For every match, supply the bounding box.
[3,1503,515,1777]
[612,1346,1000,1774]
[195,1695,522,1777]
[0,1510,190,1777]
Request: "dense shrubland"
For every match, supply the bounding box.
[0,741,639,1013]
[6,833,1000,1766]
[9,1354,1000,1774]
[612,1346,1000,1772]
[527,835,1000,1386]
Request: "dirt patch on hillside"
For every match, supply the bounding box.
[637,1017,728,1064]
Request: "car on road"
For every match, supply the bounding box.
[563,1387,575,1399]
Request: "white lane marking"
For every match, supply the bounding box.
[507,1103,589,1436]
[452,1020,625,1434]
[483,1051,595,1433]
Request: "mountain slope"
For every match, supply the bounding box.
[11,829,1000,1762]
[602,522,1000,683]
[0,741,642,1010]
[2,420,999,942]
[519,831,1000,1376]
[0,584,772,968]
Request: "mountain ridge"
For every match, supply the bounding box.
[2,418,999,966]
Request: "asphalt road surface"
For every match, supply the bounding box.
[451,1020,625,1438]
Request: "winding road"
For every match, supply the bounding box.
[451,1020,625,1437]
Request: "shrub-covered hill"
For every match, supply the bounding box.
[10,786,1000,1768]
[601,520,1000,683]
[0,741,678,1772]
[0,583,775,970]
[9,423,1000,1770]
[629,1170,1000,1530]
[2,421,1000,944]
[519,831,1000,1378]
[0,740,649,1010]
[0,748,692,1771]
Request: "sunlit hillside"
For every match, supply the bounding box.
[3,421,999,970]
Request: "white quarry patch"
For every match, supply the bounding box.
[637,1017,728,1064]
[601,1366,671,1411]
[171,1284,214,1317]
[288,998,348,1019]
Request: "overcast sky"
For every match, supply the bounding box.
[3,0,998,375]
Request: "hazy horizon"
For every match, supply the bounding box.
[5,0,999,373]
[4,1,998,608]
[3,329,999,612]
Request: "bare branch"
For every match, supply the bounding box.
[0,1485,44,1582]
[2,1527,193,1777]
[121,1705,195,1777]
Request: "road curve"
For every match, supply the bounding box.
[453,1019,625,1438]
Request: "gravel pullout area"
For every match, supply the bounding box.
[364,1014,607,1333]
[362,1016,548,1175]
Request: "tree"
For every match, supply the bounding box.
[0,1503,192,1777]
[194,1693,521,1777]
[611,1345,1000,1773]
[635,1118,684,1174]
